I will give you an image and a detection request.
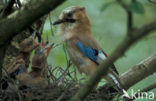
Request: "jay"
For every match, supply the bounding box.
[4,34,38,77]
[15,42,53,101]
[30,40,53,79]
[1,34,38,89]
[53,6,126,94]
[16,42,54,89]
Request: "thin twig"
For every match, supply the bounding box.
[56,93,66,101]
[148,0,156,4]
[49,13,55,36]
[47,65,57,82]
[117,0,134,36]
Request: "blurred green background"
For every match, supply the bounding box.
[42,0,156,100]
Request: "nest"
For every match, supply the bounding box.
[0,62,122,101]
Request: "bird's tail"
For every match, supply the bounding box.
[105,71,128,97]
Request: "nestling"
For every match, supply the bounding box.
[53,6,126,94]
[17,42,54,89]
[15,41,53,101]
[5,35,38,79]
[1,34,38,89]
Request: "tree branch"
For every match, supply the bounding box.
[70,21,156,101]
[0,0,66,81]
[101,53,156,100]
[0,0,66,46]
[98,53,156,100]
[0,0,15,19]
[148,0,156,4]
[117,0,134,35]
[120,54,156,90]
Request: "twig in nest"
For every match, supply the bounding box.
[56,93,66,101]
[47,65,57,82]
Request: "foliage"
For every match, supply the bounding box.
[129,1,145,14]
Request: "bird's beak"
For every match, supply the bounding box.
[31,32,38,46]
[53,18,76,25]
[32,39,39,48]
[45,43,54,56]
[33,40,38,46]
[41,40,45,48]
[53,19,65,25]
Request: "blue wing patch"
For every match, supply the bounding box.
[10,66,24,79]
[76,40,105,64]
[15,66,24,75]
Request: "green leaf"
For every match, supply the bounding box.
[100,2,113,11]
[129,1,145,14]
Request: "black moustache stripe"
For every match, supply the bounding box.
[53,19,76,25]
[64,18,76,23]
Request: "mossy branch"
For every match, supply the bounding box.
[0,0,66,46]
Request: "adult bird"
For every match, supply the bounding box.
[53,6,126,94]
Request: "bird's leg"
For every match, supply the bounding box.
[105,71,129,98]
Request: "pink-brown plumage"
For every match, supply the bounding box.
[54,6,125,93]
[17,42,54,89]
[56,6,118,75]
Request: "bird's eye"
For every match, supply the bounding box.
[67,12,73,17]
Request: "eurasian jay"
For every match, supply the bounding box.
[53,6,126,94]
[15,42,53,101]
[4,34,38,78]
[1,34,38,89]
[30,41,53,79]
[3,34,38,78]
[16,42,54,89]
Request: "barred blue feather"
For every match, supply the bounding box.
[10,66,24,79]
[76,40,105,64]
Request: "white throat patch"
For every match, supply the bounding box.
[58,24,75,41]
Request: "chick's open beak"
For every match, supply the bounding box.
[33,40,38,46]
[45,43,54,56]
